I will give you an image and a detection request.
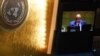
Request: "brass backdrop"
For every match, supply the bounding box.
[0,0,28,31]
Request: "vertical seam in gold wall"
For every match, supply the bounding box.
[47,0,59,54]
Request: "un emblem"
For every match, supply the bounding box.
[1,0,28,30]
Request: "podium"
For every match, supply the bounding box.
[67,24,92,32]
[52,28,93,54]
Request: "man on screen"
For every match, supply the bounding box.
[68,14,86,32]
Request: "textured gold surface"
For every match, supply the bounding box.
[0,0,54,56]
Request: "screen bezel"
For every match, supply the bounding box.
[55,2,96,33]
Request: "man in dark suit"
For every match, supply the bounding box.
[68,14,86,32]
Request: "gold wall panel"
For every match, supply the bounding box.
[0,0,54,56]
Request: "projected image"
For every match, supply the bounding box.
[61,11,94,32]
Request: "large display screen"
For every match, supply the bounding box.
[61,11,95,32]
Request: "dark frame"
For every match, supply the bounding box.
[55,2,96,33]
[52,1,98,54]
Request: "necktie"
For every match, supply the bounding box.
[76,23,82,31]
[79,23,82,31]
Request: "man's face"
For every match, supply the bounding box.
[76,14,81,23]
